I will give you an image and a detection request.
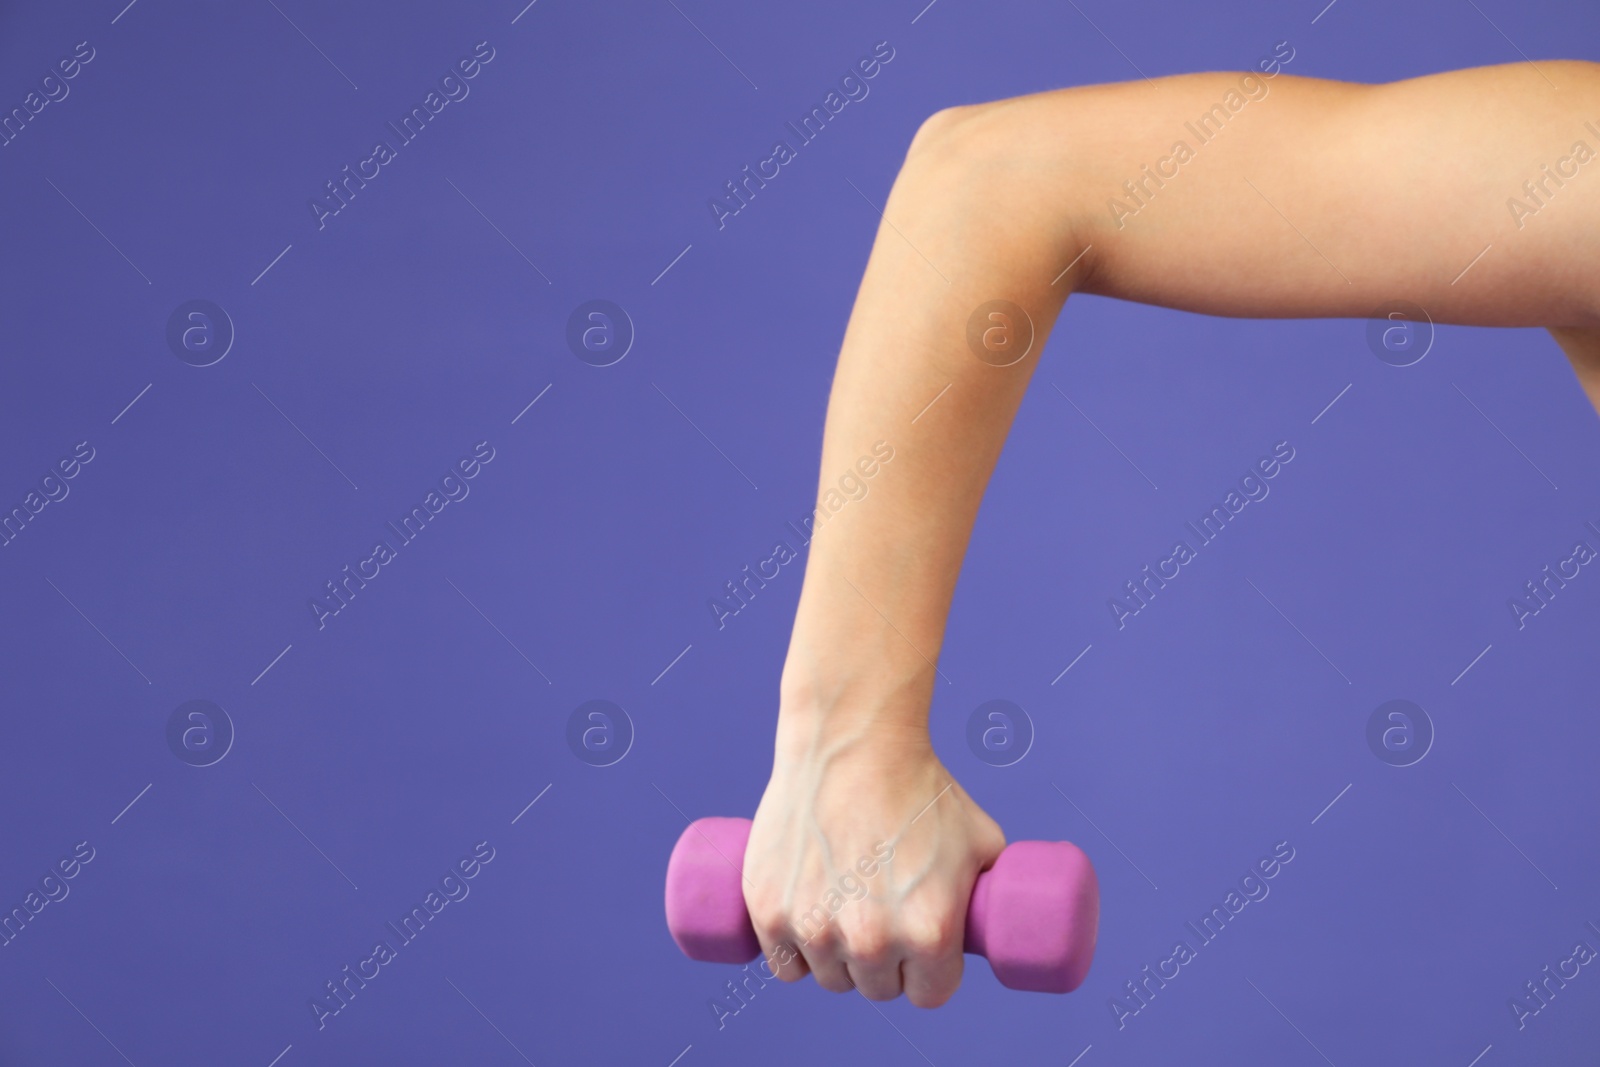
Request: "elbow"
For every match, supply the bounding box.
[905,105,989,162]
[889,100,1094,292]
[892,101,1039,225]
[901,102,1010,182]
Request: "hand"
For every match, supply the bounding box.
[742,717,1005,1007]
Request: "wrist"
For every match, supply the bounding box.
[776,649,935,763]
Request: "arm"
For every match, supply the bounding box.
[1554,326,1600,410]
[744,60,1600,1007]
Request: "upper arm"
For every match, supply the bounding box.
[989,61,1600,328]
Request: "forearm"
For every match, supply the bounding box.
[776,110,1077,755]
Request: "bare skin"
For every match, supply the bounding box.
[1554,326,1600,408]
[743,59,1600,1007]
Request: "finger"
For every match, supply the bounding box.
[746,885,810,984]
[901,905,966,1008]
[845,954,906,1001]
[750,924,809,984]
[840,924,904,1001]
[793,926,855,994]
[903,945,964,1008]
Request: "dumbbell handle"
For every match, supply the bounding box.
[664,816,1099,994]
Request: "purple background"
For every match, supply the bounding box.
[2,0,1598,1064]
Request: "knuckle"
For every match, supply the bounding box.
[903,909,960,956]
[746,898,784,934]
[744,883,784,923]
[845,926,894,966]
[786,901,835,938]
[794,915,839,951]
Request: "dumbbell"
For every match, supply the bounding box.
[664,816,1100,994]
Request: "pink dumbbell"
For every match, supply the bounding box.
[664,816,1100,994]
